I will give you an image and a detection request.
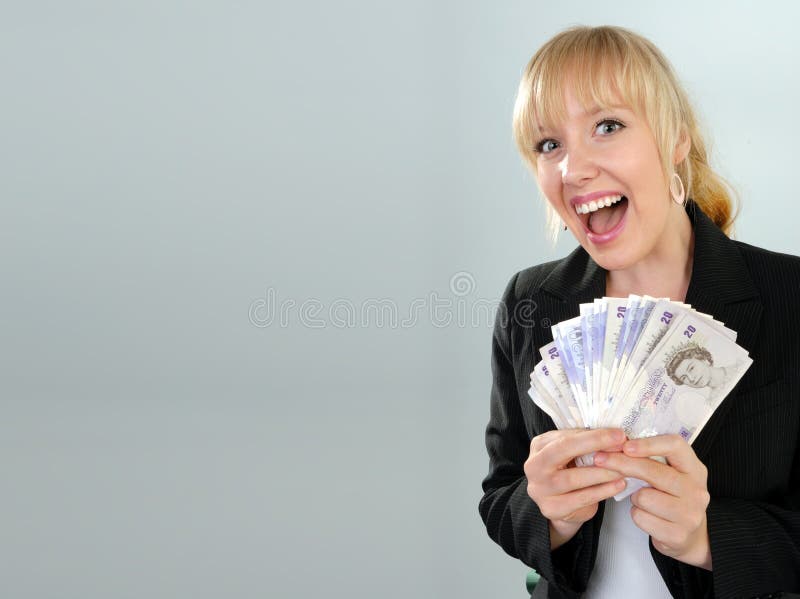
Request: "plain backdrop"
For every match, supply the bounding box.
[2,1,798,597]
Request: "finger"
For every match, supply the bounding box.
[629,503,685,551]
[622,435,699,474]
[594,452,684,497]
[630,487,684,523]
[530,428,579,453]
[538,428,626,469]
[553,478,627,519]
[551,466,625,495]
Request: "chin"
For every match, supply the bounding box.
[582,245,638,273]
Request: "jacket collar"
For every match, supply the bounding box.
[683,203,759,307]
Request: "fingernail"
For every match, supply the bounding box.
[616,478,626,489]
[594,452,607,465]
[624,441,638,454]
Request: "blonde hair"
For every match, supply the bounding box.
[513,25,737,240]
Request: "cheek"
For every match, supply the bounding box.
[535,168,565,208]
[630,147,668,193]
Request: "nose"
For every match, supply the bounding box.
[559,141,600,187]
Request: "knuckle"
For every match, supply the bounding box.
[523,455,535,475]
[666,469,682,492]
[526,480,539,501]
[531,430,555,452]
[652,539,667,553]
[602,431,618,446]
[538,499,556,520]
[562,468,580,491]
[543,471,559,491]
[571,489,589,508]
[575,488,598,508]
[553,435,571,454]
[636,488,653,510]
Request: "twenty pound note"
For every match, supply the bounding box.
[526,295,753,501]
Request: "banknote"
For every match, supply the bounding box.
[604,296,660,416]
[553,317,589,419]
[610,300,734,412]
[598,297,629,416]
[605,295,641,412]
[617,296,659,376]
[609,312,751,499]
[528,379,570,429]
[580,303,602,427]
[592,299,608,412]
[526,294,752,501]
[530,359,582,428]
[590,299,607,425]
[538,342,583,426]
[615,312,752,443]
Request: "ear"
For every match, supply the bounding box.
[672,126,691,166]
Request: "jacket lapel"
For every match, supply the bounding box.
[683,205,764,460]
[539,245,606,304]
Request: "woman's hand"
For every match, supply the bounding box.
[593,434,712,570]
[524,428,628,549]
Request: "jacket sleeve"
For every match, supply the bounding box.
[653,380,800,598]
[478,272,601,596]
[706,487,800,597]
[651,461,800,598]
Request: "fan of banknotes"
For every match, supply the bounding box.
[528,295,752,499]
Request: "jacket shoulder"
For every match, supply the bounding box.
[504,259,564,302]
[735,241,800,291]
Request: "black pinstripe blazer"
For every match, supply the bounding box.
[479,206,800,599]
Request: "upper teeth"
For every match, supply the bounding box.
[575,195,623,215]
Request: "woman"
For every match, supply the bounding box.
[479,26,800,598]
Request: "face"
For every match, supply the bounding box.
[673,357,712,388]
[534,88,686,272]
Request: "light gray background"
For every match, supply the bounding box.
[2,1,798,597]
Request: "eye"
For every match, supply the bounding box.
[595,119,625,136]
[534,139,560,154]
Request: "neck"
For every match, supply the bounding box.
[605,205,694,301]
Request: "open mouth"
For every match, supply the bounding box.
[575,195,628,238]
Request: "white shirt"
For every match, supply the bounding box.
[583,496,673,598]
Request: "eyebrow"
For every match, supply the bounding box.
[588,104,629,114]
[536,104,632,132]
